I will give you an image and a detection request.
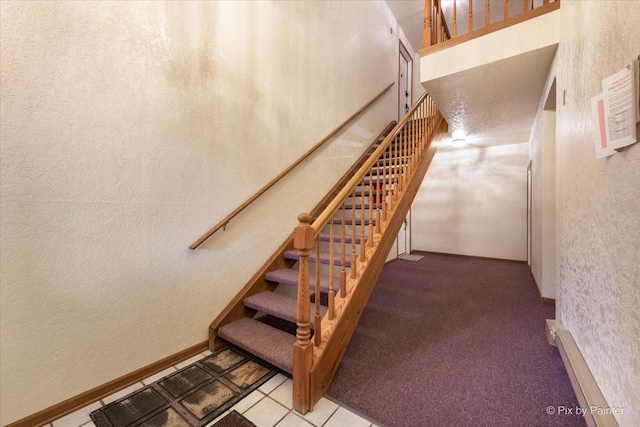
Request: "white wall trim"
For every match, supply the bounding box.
[546,320,620,427]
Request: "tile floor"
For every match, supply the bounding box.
[48,350,382,427]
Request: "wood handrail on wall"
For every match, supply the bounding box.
[291,92,445,413]
[421,0,560,57]
[189,82,395,250]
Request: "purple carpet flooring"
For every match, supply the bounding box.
[327,252,585,427]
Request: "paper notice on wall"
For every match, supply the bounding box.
[602,64,637,150]
[591,93,616,158]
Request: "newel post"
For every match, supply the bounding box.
[293,213,314,414]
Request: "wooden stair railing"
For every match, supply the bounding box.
[421,0,560,56]
[207,120,398,351]
[189,82,395,249]
[292,92,446,413]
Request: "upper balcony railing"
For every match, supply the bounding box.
[421,0,560,56]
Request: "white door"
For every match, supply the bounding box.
[397,44,412,257]
[398,47,411,120]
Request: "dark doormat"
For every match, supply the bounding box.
[91,347,278,427]
[212,411,256,427]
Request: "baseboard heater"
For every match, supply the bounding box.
[546,320,620,427]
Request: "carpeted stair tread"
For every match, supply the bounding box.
[265,268,336,292]
[244,291,327,328]
[218,318,294,374]
[283,250,351,267]
[318,233,362,244]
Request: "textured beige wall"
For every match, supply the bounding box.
[412,141,529,261]
[0,1,411,423]
[555,1,640,425]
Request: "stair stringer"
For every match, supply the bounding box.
[208,121,398,351]
[307,118,447,406]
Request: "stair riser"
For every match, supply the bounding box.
[273,274,341,293]
[317,234,363,245]
[242,292,327,330]
[316,240,365,257]
[283,253,352,268]
[281,256,355,281]
[322,221,374,235]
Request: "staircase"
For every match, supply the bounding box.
[210,92,445,413]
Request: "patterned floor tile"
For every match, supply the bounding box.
[300,397,338,426]
[230,390,265,414]
[268,381,292,410]
[274,412,313,427]
[52,401,102,427]
[258,374,288,395]
[323,407,371,427]
[242,398,288,427]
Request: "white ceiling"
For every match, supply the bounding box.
[423,45,557,151]
[385,1,558,151]
[385,0,425,51]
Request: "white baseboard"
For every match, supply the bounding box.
[546,320,620,427]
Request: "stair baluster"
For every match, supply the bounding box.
[360,181,366,262]
[382,148,388,221]
[328,221,335,320]
[375,171,381,234]
[340,207,347,298]
[368,178,373,248]
[313,241,322,347]
[350,188,357,279]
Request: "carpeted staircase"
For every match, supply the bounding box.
[217,123,403,374]
[209,93,444,413]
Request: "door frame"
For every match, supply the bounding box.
[398,41,412,122]
[397,41,413,257]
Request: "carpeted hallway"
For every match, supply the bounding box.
[327,252,585,427]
